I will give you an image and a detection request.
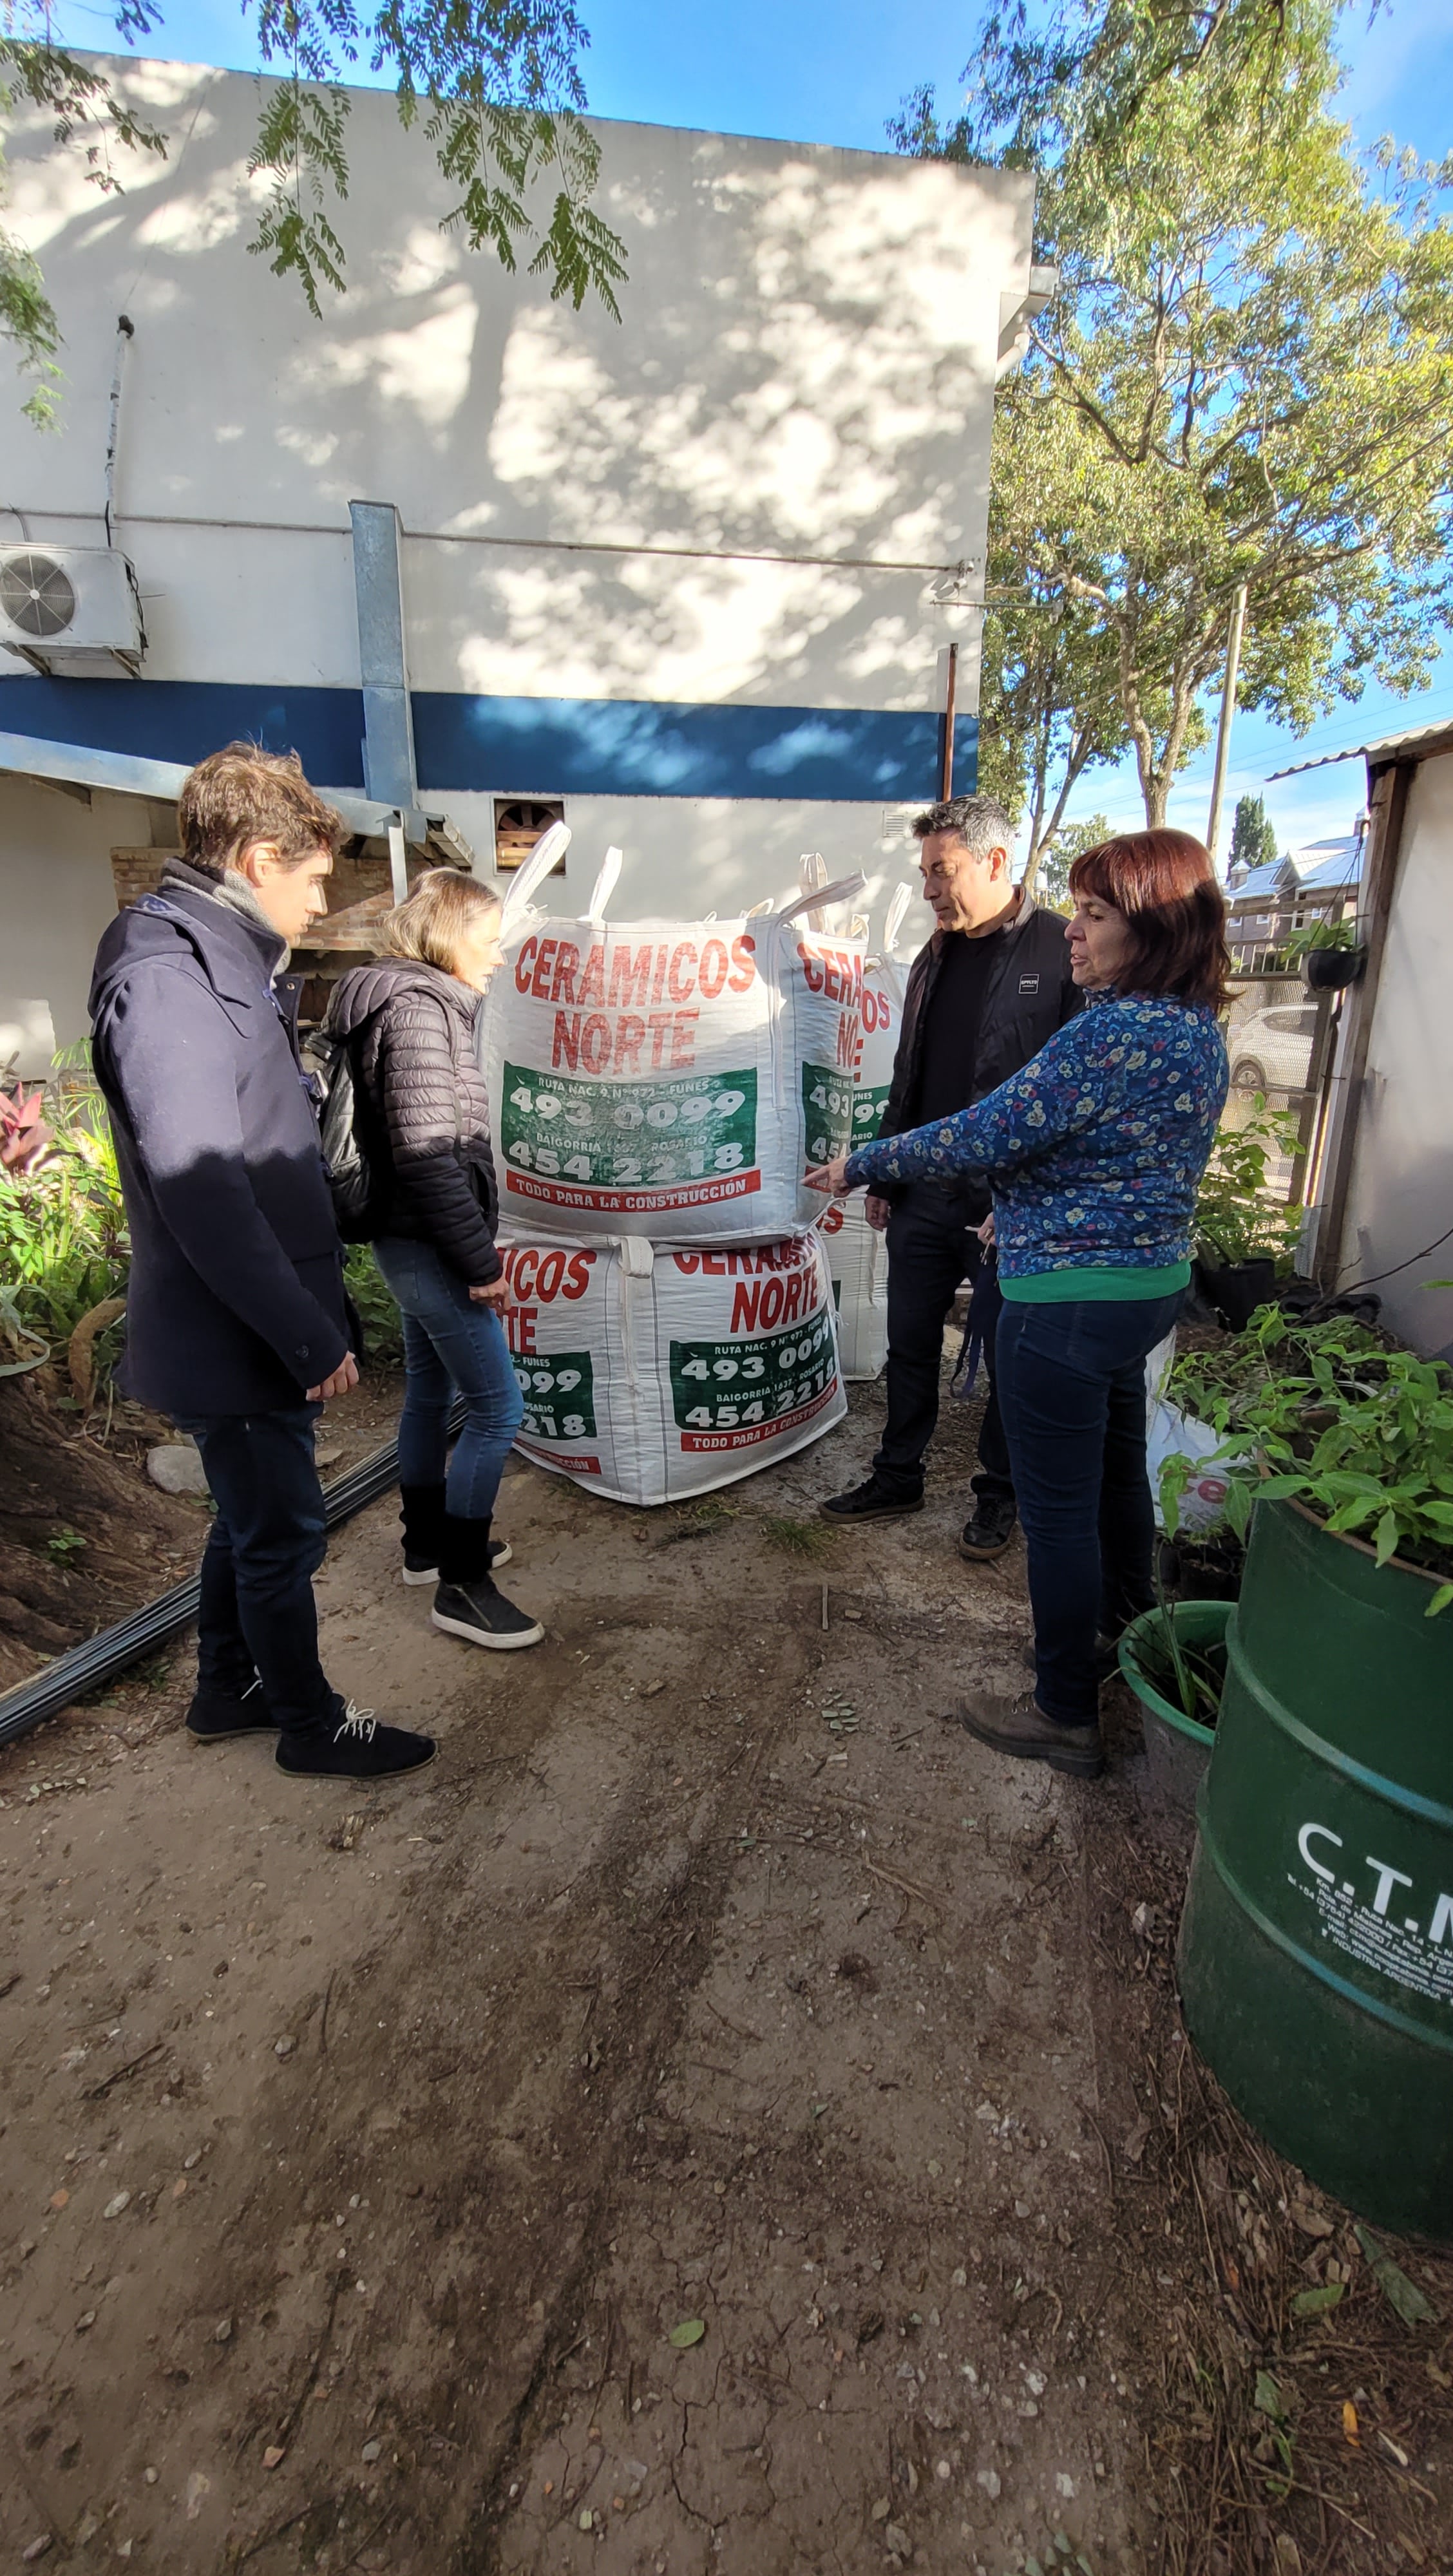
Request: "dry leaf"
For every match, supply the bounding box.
[1289,2202,1334,2238]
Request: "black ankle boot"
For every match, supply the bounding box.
[402,1490,510,1582]
[438,1512,495,1587]
[399,1483,448,1585]
[433,1516,545,1653]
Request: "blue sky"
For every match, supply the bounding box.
[44,0,1453,856]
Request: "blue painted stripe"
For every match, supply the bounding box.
[411,692,978,800]
[0,675,369,785]
[0,676,976,804]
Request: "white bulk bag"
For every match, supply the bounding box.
[851,882,912,1146]
[817,886,914,1382]
[817,1197,887,1380]
[480,863,867,1247]
[497,1230,847,1504]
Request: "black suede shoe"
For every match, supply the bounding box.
[958,1497,1018,1561]
[186,1676,276,1743]
[819,1476,925,1525]
[276,1700,436,1779]
[404,1535,511,1586]
[432,1578,544,1651]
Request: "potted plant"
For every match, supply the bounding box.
[1281,916,1365,991]
[1193,1093,1302,1329]
[1159,1311,1453,2238]
[1118,1596,1232,1803]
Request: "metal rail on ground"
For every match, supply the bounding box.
[0,1412,453,1752]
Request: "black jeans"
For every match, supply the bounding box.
[871,1181,1013,1507]
[994,1291,1186,1727]
[173,1405,336,1734]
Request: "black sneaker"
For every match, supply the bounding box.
[432,1577,544,1651]
[186,1676,276,1742]
[958,1499,1018,1562]
[276,1701,436,1779]
[819,1476,925,1525]
[403,1537,511,1586]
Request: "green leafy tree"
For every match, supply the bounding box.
[0,0,625,416]
[1034,810,1113,911]
[978,386,1130,895]
[897,6,1453,825]
[1228,793,1279,878]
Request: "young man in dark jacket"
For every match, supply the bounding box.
[89,743,434,1781]
[822,793,1081,1557]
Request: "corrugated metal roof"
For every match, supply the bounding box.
[1269,714,1453,779]
[0,728,471,859]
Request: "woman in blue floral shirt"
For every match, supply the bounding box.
[808,828,1230,1779]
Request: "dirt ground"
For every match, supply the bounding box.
[3,1370,1450,2576]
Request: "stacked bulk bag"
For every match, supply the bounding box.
[818,885,915,1381]
[480,839,868,1249]
[497,1230,846,1505]
[487,833,859,1501]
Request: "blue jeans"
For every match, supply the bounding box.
[373,1238,524,1519]
[173,1404,336,1733]
[994,1291,1185,1727]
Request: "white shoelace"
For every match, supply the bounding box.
[333,1702,377,1744]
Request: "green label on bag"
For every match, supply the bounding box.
[851,1080,890,1141]
[511,1350,597,1443]
[801,1061,855,1166]
[670,1303,837,1446]
[500,1061,759,1211]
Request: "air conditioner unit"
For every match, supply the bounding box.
[0,545,146,676]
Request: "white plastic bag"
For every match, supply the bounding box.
[1143,1334,1240,1533]
[480,866,867,1246]
[498,1230,847,1503]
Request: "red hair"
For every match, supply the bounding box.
[1068,828,1230,1009]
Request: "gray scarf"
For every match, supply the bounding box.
[159,858,290,973]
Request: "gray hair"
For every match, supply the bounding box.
[912,793,1016,856]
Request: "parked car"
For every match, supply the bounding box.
[1228,1001,1318,1095]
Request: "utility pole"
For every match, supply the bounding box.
[940,642,958,800]
[1205,585,1248,869]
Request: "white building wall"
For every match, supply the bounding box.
[0,779,151,1070]
[0,62,1032,1052]
[1342,749,1453,1363]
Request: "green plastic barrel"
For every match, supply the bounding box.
[1178,1497,1453,2240]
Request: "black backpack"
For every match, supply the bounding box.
[309,1027,379,1242]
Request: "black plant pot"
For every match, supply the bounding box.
[1194,1254,1278,1332]
[1156,1531,1245,1604]
[1305,946,1365,992]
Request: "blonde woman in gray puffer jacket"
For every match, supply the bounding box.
[328,871,543,1653]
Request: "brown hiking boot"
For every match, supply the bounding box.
[954,1685,1105,1779]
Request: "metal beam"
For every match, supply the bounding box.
[350,498,425,842]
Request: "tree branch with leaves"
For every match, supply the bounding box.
[0,0,625,412]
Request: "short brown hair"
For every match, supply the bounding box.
[1068,828,1230,1009]
[178,743,346,881]
[383,869,502,974]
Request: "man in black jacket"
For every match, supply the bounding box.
[89,743,434,1781]
[822,793,1081,1557]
